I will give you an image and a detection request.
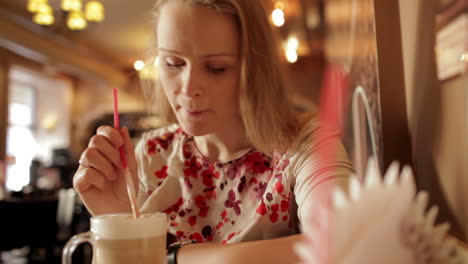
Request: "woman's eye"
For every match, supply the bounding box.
[209,67,226,74]
[166,62,185,68]
[165,59,185,68]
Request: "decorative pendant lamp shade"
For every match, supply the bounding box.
[27,0,103,30]
[67,10,87,30]
[85,1,104,22]
[33,4,54,25]
[27,0,47,13]
[61,0,82,12]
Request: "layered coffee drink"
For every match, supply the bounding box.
[91,213,167,264]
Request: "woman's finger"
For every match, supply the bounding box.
[73,165,106,192]
[88,134,124,169]
[96,126,124,148]
[80,148,118,181]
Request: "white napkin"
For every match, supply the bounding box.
[295,159,465,264]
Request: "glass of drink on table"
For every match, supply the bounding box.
[62,213,167,264]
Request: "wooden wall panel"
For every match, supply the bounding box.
[0,50,8,161]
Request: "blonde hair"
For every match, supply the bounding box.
[143,0,299,155]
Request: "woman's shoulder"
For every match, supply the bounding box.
[287,111,348,162]
[286,111,353,193]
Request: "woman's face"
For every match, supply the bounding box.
[157,1,241,136]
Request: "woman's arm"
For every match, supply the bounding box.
[178,234,303,264]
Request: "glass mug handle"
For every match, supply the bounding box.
[62,232,94,264]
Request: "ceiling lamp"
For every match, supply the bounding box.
[271,1,285,27]
[285,36,299,63]
[27,0,104,30]
[27,0,47,13]
[85,1,104,22]
[33,3,54,26]
[67,10,87,30]
[136,58,159,80]
[134,60,145,71]
[62,0,82,12]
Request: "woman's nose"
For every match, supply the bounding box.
[180,67,202,98]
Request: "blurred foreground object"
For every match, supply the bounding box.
[295,159,467,264]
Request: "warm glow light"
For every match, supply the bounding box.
[274,1,284,10]
[33,4,54,25]
[42,114,58,130]
[67,10,87,30]
[62,0,82,12]
[33,12,54,25]
[286,37,299,50]
[285,36,299,63]
[461,53,467,62]
[27,0,47,13]
[285,48,298,63]
[139,57,160,80]
[134,60,145,71]
[37,3,52,13]
[139,66,158,80]
[29,0,103,29]
[85,1,104,22]
[271,9,285,27]
[306,7,320,29]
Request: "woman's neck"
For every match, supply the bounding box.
[193,124,251,163]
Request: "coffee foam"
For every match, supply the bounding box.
[91,213,167,240]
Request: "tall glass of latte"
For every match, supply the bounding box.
[62,213,167,264]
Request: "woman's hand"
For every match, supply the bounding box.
[73,126,138,216]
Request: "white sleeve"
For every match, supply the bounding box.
[290,121,353,225]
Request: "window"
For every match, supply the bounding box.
[6,80,38,191]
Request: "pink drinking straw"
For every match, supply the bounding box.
[113,88,140,218]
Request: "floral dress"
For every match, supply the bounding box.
[135,122,352,245]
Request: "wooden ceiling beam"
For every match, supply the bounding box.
[0,13,128,87]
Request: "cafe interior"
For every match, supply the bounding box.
[0,0,468,263]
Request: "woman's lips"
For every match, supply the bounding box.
[184,108,206,117]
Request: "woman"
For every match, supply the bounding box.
[73,0,352,263]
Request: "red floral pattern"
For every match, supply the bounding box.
[184,157,202,179]
[201,164,220,187]
[146,131,178,155]
[163,198,183,214]
[245,152,272,174]
[142,126,296,244]
[155,165,168,179]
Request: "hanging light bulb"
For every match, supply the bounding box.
[286,36,299,51]
[62,0,82,12]
[271,9,285,27]
[274,1,284,10]
[285,49,298,63]
[134,60,145,71]
[85,1,105,22]
[67,10,87,30]
[27,0,47,13]
[285,36,299,63]
[33,3,54,25]
[271,1,285,27]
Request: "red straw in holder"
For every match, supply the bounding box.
[113,88,140,218]
[310,63,349,264]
